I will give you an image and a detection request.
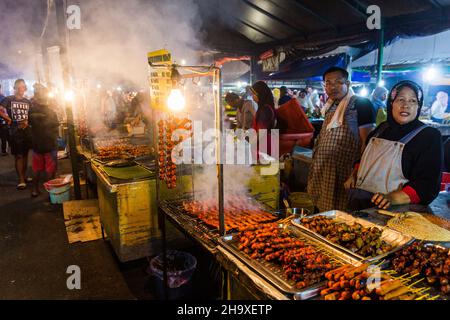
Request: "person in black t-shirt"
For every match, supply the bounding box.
[0,79,33,189]
[29,86,59,197]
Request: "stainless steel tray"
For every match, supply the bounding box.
[218,224,361,299]
[292,210,414,262]
[387,242,449,300]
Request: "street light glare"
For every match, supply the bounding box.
[359,87,368,97]
[423,66,439,82]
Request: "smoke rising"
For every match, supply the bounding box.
[192,164,265,210]
[0,0,46,84]
[68,0,204,87]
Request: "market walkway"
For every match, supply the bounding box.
[0,154,135,299]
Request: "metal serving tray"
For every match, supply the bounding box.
[218,224,361,300]
[292,210,414,262]
[390,242,449,300]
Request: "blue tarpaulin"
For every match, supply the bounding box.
[261,54,371,83]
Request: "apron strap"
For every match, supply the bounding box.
[372,122,389,138]
[399,124,428,144]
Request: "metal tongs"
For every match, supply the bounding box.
[283,199,293,217]
[377,209,397,217]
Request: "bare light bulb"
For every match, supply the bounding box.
[167,89,185,111]
[64,90,75,101]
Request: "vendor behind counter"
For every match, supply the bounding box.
[346,80,443,211]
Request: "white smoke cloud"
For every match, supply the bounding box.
[67,0,204,87]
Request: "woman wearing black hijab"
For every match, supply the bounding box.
[345,80,442,210]
[250,81,276,156]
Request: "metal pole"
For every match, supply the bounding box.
[55,0,81,199]
[154,109,160,205]
[346,54,353,82]
[250,56,257,84]
[158,207,169,300]
[376,23,384,84]
[216,68,225,236]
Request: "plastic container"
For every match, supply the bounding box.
[44,178,68,190]
[44,178,71,204]
[148,250,197,299]
[46,184,71,204]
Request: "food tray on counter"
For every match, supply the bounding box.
[218,224,361,299]
[387,242,449,300]
[292,211,414,263]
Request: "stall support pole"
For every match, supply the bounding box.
[215,69,225,237]
[55,0,81,199]
[158,207,169,300]
[215,68,230,300]
[83,160,89,199]
[250,56,258,84]
[376,23,385,85]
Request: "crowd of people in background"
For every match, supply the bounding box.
[86,88,150,136]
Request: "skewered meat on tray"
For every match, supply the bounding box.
[158,116,192,189]
[300,216,392,258]
[96,144,152,160]
[320,264,417,300]
[392,242,450,294]
[182,197,276,232]
[237,223,337,289]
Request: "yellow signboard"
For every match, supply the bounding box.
[148,49,173,111]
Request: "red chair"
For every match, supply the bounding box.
[441,172,450,191]
[276,99,314,155]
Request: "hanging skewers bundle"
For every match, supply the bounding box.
[157,115,192,189]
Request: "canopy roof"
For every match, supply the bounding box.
[199,0,450,58]
[352,29,450,68]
